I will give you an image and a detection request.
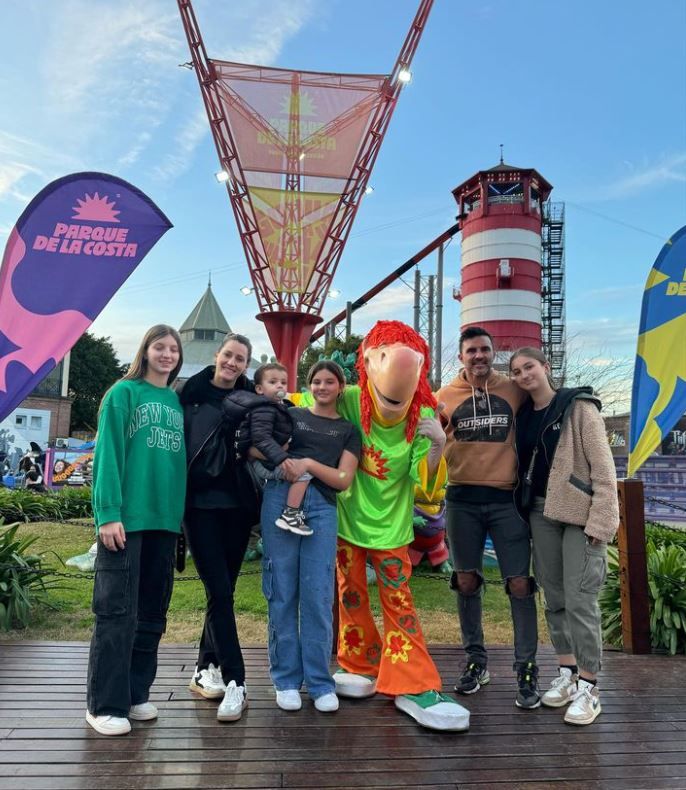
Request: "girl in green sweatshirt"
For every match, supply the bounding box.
[86,325,186,736]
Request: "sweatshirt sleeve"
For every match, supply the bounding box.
[92,391,129,529]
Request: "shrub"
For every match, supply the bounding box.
[0,522,61,630]
[0,487,92,523]
[600,540,686,655]
[646,522,686,550]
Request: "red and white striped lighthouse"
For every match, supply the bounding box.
[452,162,553,357]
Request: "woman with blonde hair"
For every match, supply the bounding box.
[509,346,618,726]
[86,324,185,736]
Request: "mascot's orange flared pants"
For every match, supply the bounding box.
[336,538,442,695]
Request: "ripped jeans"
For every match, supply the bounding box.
[446,499,538,671]
[260,481,337,698]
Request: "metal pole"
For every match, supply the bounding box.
[345,301,352,340]
[435,242,444,388]
[414,268,421,333]
[428,274,435,385]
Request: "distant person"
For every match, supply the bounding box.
[510,347,619,726]
[179,333,261,723]
[435,327,539,709]
[20,456,45,492]
[86,325,185,737]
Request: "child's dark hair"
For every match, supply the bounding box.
[306,360,346,387]
[254,362,288,386]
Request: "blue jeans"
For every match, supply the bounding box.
[261,481,337,698]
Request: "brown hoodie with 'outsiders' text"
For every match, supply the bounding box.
[435,370,526,491]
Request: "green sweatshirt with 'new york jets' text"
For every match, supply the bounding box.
[92,378,186,534]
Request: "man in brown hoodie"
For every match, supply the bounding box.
[436,327,540,709]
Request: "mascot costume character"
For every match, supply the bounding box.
[303,321,469,731]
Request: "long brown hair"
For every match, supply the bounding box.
[124,324,184,386]
[509,346,556,388]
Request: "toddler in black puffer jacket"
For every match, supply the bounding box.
[224,363,314,537]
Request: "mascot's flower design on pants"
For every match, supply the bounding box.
[309,321,469,731]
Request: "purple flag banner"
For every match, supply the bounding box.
[0,172,172,422]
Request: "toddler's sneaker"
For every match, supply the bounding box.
[276,508,313,536]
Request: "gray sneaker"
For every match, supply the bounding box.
[542,667,578,708]
[454,662,490,695]
[564,681,601,725]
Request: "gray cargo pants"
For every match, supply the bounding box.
[529,497,607,674]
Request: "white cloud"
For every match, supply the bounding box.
[599,152,686,200]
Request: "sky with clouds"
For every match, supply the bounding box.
[1,0,684,376]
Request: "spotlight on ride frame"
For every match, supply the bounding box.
[328,288,341,298]
[215,170,229,183]
[364,185,375,195]
[397,68,412,84]
[240,286,254,296]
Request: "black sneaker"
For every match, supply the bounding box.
[454,662,490,695]
[515,661,541,709]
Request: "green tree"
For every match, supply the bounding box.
[297,335,363,389]
[69,333,124,432]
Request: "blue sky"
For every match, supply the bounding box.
[1,0,685,376]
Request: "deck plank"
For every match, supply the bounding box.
[0,642,684,789]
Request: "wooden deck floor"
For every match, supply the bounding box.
[0,642,685,789]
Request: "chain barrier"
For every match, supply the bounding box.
[645,495,686,516]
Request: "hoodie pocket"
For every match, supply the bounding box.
[569,474,593,496]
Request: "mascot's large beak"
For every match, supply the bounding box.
[364,342,424,417]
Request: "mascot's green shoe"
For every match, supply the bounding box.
[334,669,377,698]
[395,690,470,731]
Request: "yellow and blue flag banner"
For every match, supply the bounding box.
[628,225,686,476]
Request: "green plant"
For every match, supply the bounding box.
[600,542,686,655]
[646,522,686,550]
[647,542,686,655]
[0,487,92,523]
[0,522,61,630]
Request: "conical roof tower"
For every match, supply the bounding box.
[177,276,231,379]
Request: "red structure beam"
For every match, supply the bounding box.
[310,222,460,344]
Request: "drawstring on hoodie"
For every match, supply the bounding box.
[471,383,494,435]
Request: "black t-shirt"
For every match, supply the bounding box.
[518,395,560,497]
[288,407,362,504]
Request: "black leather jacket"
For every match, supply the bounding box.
[177,366,258,513]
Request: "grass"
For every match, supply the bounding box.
[1,520,548,646]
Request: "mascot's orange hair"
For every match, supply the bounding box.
[356,320,436,442]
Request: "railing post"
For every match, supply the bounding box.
[616,478,651,654]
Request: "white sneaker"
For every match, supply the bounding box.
[86,711,131,736]
[129,702,158,721]
[189,663,226,699]
[276,689,302,711]
[542,668,578,708]
[217,681,248,722]
[314,692,339,712]
[564,680,601,726]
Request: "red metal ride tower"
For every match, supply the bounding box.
[452,162,553,360]
[177,0,435,386]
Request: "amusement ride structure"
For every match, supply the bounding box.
[177,0,435,386]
